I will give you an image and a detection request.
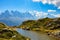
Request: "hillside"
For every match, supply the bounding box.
[18,17,60,39]
[18,17,60,30]
[0,23,8,29]
[0,23,30,40]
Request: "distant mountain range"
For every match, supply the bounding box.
[0,10,35,26]
[0,10,57,26]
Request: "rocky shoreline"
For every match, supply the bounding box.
[21,27,60,40]
[46,30,60,40]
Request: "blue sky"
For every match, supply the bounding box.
[0,0,60,18]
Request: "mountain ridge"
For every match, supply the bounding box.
[0,10,58,26]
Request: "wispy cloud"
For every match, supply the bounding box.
[50,14,60,17]
[32,0,40,2]
[58,6,60,9]
[48,10,56,12]
[29,10,48,18]
[0,17,22,22]
[32,0,60,7]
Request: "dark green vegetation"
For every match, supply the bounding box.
[18,17,60,40]
[0,17,60,40]
[0,23,30,40]
[18,17,60,30]
[0,29,28,40]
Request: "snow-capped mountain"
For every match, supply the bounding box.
[0,10,57,26]
[0,10,35,26]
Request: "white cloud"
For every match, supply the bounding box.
[32,0,41,2]
[58,6,60,9]
[48,10,56,12]
[35,11,47,17]
[32,0,60,7]
[42,0,47,4]
[29,10,48,18]
[50,14,60,17]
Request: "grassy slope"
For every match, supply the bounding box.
[0,23,30,40]
[18,17,60,31]
[0,29,29,40]
[18,17,60,40]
